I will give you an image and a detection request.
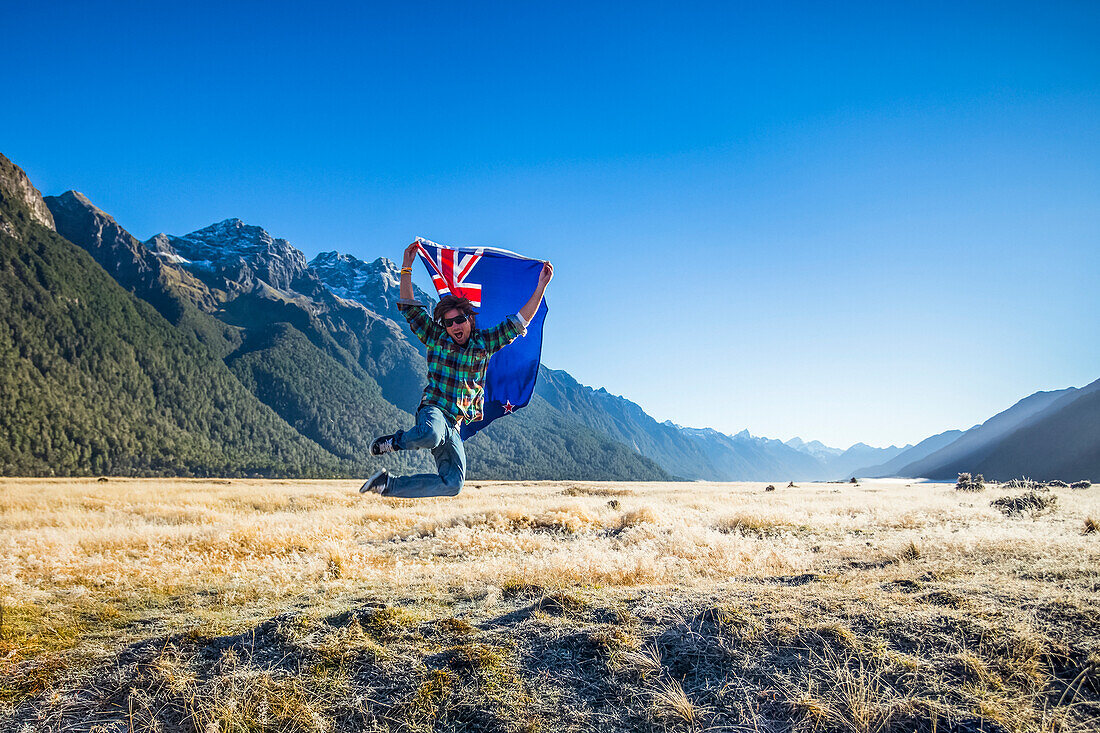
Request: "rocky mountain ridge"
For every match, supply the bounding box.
[146,218,309,292]
[0,155,55,233]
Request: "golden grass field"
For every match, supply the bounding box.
[2,477,1098,732]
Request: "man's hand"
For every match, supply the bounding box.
[538,261,554,289]
[403,241,420,268]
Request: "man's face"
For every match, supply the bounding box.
[442,308,472,345]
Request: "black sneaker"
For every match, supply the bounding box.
[360,469,390,494]
[371,434,398,456]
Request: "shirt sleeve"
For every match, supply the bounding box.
[398,301,440,345]
[481,314,527,355]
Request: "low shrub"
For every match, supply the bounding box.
[956,473,985,492]
[991,491,1057,517]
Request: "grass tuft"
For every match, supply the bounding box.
[402,668,454,727]
[1001,477,1045,491]
[358,606,421,641]
[187,670,334,733]
[536,590,587,616]
[442,642,508,672]
[715,512,790,536]
[650,675,708,727]
[897,539,922,561]
[562,485,633,497]
[813,622,862,651]
[435,617,476,637]
[501,579,545,598]
[617,506,659,529]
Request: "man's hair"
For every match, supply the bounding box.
[434,294,478,330]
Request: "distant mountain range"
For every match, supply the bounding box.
[1,151,1096,480]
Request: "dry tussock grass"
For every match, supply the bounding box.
[2,477,1099,730]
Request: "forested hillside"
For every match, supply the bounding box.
[0,154,347,476]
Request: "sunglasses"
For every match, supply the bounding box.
[440,314,469,328]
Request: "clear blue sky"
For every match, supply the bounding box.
[4,1,1098,448]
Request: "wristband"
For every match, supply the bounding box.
[400,267,413,274]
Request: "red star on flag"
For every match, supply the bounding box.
[502,401,515,414]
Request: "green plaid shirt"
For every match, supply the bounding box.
[398,302,526,426]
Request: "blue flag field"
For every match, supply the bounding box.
[414,237,548,439]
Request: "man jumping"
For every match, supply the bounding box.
[360,241,553,498]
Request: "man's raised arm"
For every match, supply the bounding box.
[398,241,438,345]
[519,262,554,323]
[399,241,420,304]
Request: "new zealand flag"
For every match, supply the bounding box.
[414,237,547,439]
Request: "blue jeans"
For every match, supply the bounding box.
[387,406,466,498]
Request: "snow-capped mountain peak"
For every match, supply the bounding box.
[310,251,400,296]
[142,219,309,291]
[309,250,435,325]
[182,219,307,269]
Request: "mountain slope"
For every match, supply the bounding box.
[831,443,905,480]
[785,438,842,461]
[895,387,1088,479]
[226,322,433,475]
[907,380,1100,481]
[466,397,673,481]
[0,153,344,477]
[44,191,241,358]
[964,383,1100,481]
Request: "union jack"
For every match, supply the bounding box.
[416,238,482,306]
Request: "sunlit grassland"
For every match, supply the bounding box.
[3,477,1099,731]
